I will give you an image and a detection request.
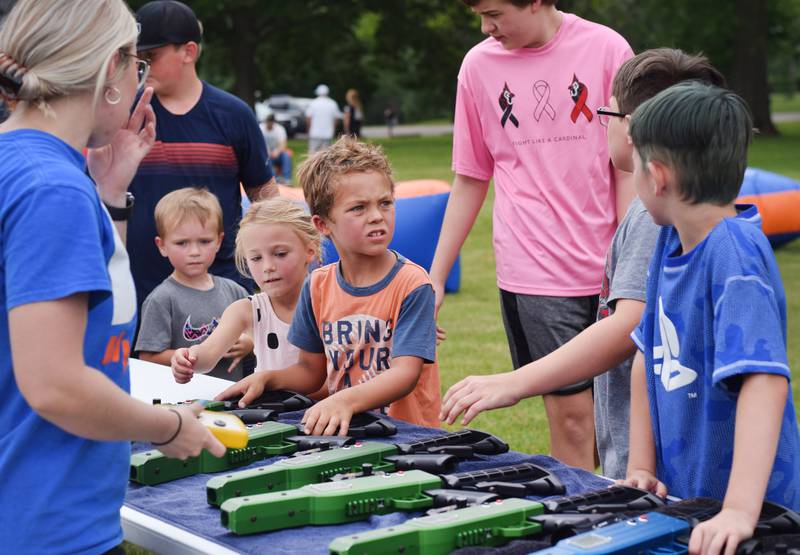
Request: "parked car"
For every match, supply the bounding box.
[255,95,313,138]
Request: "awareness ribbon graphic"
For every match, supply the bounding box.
[499,83,519,128]
[532,80,556,121]
[570,86,593,123]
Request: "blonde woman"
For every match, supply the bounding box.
[0,1,224,552]
[343,88,363,138]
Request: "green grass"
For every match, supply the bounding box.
[772,93,800,114]
[749,121,800,180]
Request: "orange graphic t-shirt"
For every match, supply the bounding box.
[289,255,441,427]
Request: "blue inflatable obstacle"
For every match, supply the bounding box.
[243,181,461,292]
[737,168,800,248]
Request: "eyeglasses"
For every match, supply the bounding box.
[119,50,150,91]
[597,106,627,127]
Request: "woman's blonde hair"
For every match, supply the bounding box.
[345,88,362,111]
[0,0,138,115]
[235,197,322,278]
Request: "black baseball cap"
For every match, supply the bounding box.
[136,0,202,51]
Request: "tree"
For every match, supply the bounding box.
[731,0,778,135]
[123,0,794,126]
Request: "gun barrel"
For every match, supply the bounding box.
[207,441,398,506]
[329,498,544,554]
[543,485,664,514]
[129,421,298,486]
[221,469,443,535]
[395,429,508,456]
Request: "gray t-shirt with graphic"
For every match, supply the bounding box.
[135,275,249,380]
[594,196,660,479]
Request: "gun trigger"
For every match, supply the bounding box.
[472,481,529,497]
[496,521,540,539]
[427,445,474,458]
[425,505,459,516]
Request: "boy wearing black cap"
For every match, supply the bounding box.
[127,0,276,311]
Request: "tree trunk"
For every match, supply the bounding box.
[230,7,258,108]
[731,0,779,136]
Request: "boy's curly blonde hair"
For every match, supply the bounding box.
[296,136,394,219]
[234,197,322,278]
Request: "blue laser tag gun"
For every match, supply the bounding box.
[533,496,800,555]
[206,428,510,507]
[329,484,665,554]
[220,461,566,535]
[130,408,397,486]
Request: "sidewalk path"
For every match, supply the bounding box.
[316,112,800,140]
[360,112,800,137]
[361,123,454,138]
[774,112,800,123]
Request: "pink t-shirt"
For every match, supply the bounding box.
[453,12,632,296]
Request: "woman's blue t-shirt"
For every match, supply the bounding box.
[0,130,138,554]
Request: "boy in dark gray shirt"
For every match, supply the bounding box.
[440,49,725,478]
[135,188,253,380]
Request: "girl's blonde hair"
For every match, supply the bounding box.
[235,197,322,278]
[0,0,138,115]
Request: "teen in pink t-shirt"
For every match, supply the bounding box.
[431,0,632,471]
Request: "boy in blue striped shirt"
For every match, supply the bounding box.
[625,82,800,554]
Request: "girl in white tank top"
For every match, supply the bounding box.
[171,198,321,383]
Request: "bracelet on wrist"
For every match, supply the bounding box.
[152,408,182,446]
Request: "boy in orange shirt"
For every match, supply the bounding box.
[218,137,441,434]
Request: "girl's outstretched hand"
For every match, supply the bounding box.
[171,347,195,384]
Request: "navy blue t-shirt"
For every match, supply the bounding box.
[128,82,272,304]
[0,130,138,553]
[632,205,800,509]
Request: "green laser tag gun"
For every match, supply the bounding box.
[330,497,545,554]
[176,389,316,426]
[130,411,397,486]
[206,429,509,507]
[220,462,565,535]
[131,420,299,486]
[329,484,665,554]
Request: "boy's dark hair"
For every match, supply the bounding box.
[630,82,752,205]
[297,136,394,219]
[612,48,726,114]
[460,0,558,7]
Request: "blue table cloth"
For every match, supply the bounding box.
[125,412,611,554]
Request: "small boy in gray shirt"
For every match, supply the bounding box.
[136,188,253,380]
[440,49,725,478]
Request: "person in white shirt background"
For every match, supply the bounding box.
[262,113,293,183]
[305,83,342,153]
